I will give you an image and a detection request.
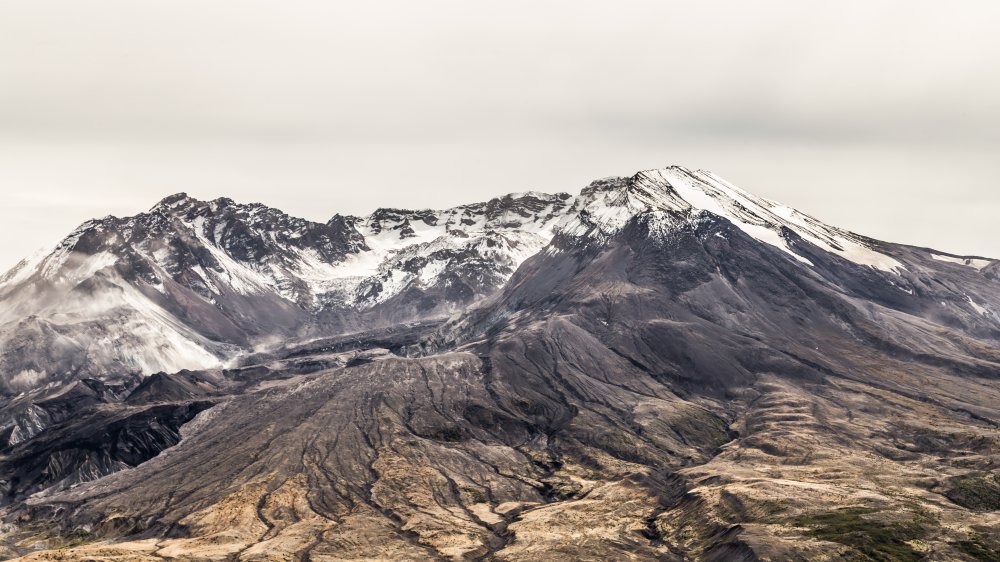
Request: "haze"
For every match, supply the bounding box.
[2,1,998,271]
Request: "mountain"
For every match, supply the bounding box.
[0,190,571,393]
[2,166,1000,561]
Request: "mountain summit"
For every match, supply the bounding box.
[1,167,999,560]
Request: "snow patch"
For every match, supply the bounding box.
[967,295,990,316]
[931,254,992,271]
[669,168,904,273]
[9,369,47,392]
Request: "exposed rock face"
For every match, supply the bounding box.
[1,166,1000,560]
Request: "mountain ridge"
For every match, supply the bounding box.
[1,166,997,395]
[2,166,1000,560]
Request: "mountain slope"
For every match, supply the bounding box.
[2,166,1000,561]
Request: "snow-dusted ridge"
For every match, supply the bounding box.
[0,188,577,387]
[0,165,991,388]
[555,166,906,273]
[931,253,993,271]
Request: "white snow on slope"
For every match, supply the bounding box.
[0,223,117,293]
[0,273,227,376]
[932,254,992,271]
[344,199,568,305]
[660,168,904,272]
[149,192,571,308]
[357,229,555,305]
[0,247,50,291]
[967,295,990,317]
[557,166,905,273]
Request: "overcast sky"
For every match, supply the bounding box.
[1,1,999,270]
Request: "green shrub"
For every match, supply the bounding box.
[794,507,926,561]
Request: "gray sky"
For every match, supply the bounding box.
[2,1,999,271]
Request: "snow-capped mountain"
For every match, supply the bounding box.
[0,166,995,394]
[0,189,572,391]
[4,166,1000,561]
[547,168,905,275]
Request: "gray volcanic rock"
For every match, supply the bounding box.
[1,166,1000,560]
[0,400,213,504]
[0,379,134,449]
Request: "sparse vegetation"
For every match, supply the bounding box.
[953,532,1000,562]
[794,507,927,562]
[429,426,464,442]
[461,486,488,503]
[946,474,1000,511]
[58,528,97,550]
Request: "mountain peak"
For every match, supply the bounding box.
[150,193,267,218]
[558,166,907,272]
[151,192,200,212]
